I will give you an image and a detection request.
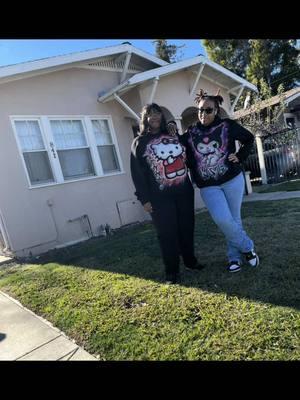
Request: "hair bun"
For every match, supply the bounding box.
[194,89,208,104]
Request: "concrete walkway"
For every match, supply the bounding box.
[0,291,97,361]
[243,190,300,202]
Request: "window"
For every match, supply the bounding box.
[12,116,122,187]
[14,120,54,185]
[50,119,95,180]
[91,119,120,173]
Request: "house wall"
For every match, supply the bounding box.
[0,68,147,257]
[0,65,233,257]
[138,71,231,119]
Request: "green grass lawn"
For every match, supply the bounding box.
[1,199,300,360]
[253,179,300,193]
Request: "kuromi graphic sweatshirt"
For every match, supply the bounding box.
[180,117,254,188]
[130,131,193,205]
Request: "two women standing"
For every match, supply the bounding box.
[131,91,259,283]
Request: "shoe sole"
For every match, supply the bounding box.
[228,267,241,273]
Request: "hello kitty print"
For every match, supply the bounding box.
[188,121,229,181]
[144,136,187,190]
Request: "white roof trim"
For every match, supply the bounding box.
[285,91,300,104]
[0,44,168,83]
[98,55,257,103]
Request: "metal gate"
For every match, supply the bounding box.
[244,127,300,184]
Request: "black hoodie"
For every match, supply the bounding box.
[130,131,194,205]
[180,116,254,188]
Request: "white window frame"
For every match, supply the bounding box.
[10,115,124,189]
[48,116,97,182]
[87,115,124,175]
[10,116,57,187]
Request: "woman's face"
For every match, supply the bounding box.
[147,109,162,132]
[198,99,217,126]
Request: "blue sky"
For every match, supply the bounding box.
[0,39,206,67]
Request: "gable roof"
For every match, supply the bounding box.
[234,86,300,119]
[0,43,168,84]
[97,55,258,103]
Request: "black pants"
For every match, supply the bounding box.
[150,189,197,275]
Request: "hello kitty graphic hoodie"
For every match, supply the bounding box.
[181,116,254,188]
[131,131,193,205]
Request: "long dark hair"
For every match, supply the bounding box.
[139,103,168,135]
[194,89,224,114]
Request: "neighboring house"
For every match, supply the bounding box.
[234,87,300,185]
[234,86,300,129]
[0,43,257,257]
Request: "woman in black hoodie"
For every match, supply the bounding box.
[168,90,259,273]
[130,103,204,284]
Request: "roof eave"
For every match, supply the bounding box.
[0,44,168,83]
[98,56,258,103]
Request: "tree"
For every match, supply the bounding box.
[153,39,184,63]
[202,39,250,78]
[237,81,286,138]
[246,40,300,96]
[202,39,300,100]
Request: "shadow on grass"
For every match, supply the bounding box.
[28,200,300,311]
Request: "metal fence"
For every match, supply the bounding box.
[244,127,300,184]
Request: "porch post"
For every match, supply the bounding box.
[148,77,159,104]
[255,134,268,184]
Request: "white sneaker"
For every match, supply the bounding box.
[244,251,259,267]
[227,261,242,273]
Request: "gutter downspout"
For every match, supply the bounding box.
[0,210,12,253]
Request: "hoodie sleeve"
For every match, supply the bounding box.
[228,119,254,163]
[130,137,151,205]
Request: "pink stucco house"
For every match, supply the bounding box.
[0,43,257,257]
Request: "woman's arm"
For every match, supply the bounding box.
[130,138,151,209]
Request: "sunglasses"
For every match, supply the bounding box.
[162,138,179,145]
[198,107,215,115]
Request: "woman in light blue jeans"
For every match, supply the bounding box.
[200,172,255,270]
[168,89,259,272]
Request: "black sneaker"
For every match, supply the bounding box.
[244,250,259,268]
[227,261,242,273]
[186,262,205,271]
[165,272,181,284]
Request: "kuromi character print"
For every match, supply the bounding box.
[189,122,229,180]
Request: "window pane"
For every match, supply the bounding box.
[92,120,112,145]
[23,151,54,185]
[15,121,45,151]
[58,148,95,180]
[50,120,87,149]
[98,145,120,173]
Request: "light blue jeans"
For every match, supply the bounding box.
[200,172,254,263]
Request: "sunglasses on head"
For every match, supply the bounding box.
[198,107,215,115]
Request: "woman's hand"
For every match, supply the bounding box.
[143,202,153,213]
[228,153,240,163]
[167,122,177,136]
